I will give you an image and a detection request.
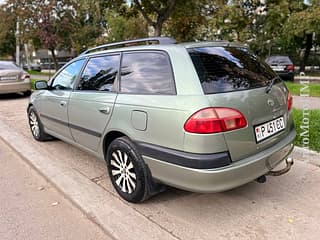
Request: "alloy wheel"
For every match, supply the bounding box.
[110,150,137,194]
[29,111,40,138]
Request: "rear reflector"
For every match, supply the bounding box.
[184,107,247,134]
[287,92,293,111]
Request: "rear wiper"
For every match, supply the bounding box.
[265,76,281,93]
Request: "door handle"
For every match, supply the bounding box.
[60,101,67,107]
[99,107,110,114]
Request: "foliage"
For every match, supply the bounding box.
[0,0,320,69]
[284,81,320,97]
[0,5,16,58]
[283,5,320,71]
[164,0,206,42]
[131,0,177,36]
[106,11,148,42]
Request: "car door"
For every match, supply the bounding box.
[39,59,85,140]
[68,54,120,151]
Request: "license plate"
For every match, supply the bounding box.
[271,66,285,71]
[255,117,285,142]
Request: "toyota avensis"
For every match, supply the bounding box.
[28,37,296,203]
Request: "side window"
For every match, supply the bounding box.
[51,59,85,90]
[77,54,120,92]
[120,52,175,94]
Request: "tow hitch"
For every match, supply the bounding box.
[267,157,294,176]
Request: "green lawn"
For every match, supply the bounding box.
[285,81,320,97]
[292,108,320,152]
[28,70,52,76]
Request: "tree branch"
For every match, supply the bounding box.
[133,0,155,27]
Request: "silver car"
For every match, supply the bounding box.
[0,61,31,95]
[28,37,296,203]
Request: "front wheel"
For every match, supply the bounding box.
[28,106,51,141]
[106,137,152,203]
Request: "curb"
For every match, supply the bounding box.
[292,146,320,167]
[0,119,177,240]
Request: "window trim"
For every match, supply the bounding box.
[73,53,121,93]
[118,50,177,95]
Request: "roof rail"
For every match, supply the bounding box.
[81,37,176,55]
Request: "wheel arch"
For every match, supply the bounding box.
[102,130,127,159]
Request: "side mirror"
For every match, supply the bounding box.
[34,80,48,90]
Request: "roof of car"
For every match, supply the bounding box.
[79,37,248,58]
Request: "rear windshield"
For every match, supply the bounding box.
[0,61,20,70]
[265,56,292,65]
[188,47,278,94]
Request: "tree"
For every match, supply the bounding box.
[28,0,77,70]
[0,5,16,59]
[106,10,148,42]
[165,0,206,42]
[283,5,320,71]
[132,0,177,36]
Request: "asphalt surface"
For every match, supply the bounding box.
[0,94,320,240]
[0,138,110,240]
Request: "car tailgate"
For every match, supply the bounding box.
[206,83,292,162]
[0,70,23,82]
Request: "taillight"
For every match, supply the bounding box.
[287,92,293,111]
[22,74,30,80]
[286,64,294,72]
[184,107,247,134]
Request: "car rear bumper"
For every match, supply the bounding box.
[0,81,31,94]
[276,71,294,80]
[143,128,296,193]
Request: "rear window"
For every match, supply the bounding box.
[120,51,175,95]
[188,47,278,94]
[0,61,20,70]
[265,56,292,65]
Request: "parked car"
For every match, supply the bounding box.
[265,55,295,81]
[28,37,296,203]
[0,60,31,95]
[23,63,42,72]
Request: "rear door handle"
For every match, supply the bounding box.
[60,101,67,107]
[99,107,110,114]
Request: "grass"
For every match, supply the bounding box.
[27,70,52,76]
[291,108,320,152]
[31,79,36,89]
[284,81,320,97]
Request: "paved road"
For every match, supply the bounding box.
[0,138,110,240]
[1,95,320,240]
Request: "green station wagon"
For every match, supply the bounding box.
[28,37,296,203]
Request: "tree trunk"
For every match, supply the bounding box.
[153,23,162,37]
[50,49,59,71]
[299,33,313,72]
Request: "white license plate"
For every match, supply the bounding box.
[255,117,285,142]
[271,66,285,71]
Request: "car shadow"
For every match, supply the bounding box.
[0,93,29,100]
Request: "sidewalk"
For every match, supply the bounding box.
[292,96,320,110]
[294,75,320,83]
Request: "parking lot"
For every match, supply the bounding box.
[1,95,320,240]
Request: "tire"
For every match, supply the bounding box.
[28,106,51,141]
[106,137,152,203]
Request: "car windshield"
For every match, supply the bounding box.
[188,47,279,94]
[0,61,20,70]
